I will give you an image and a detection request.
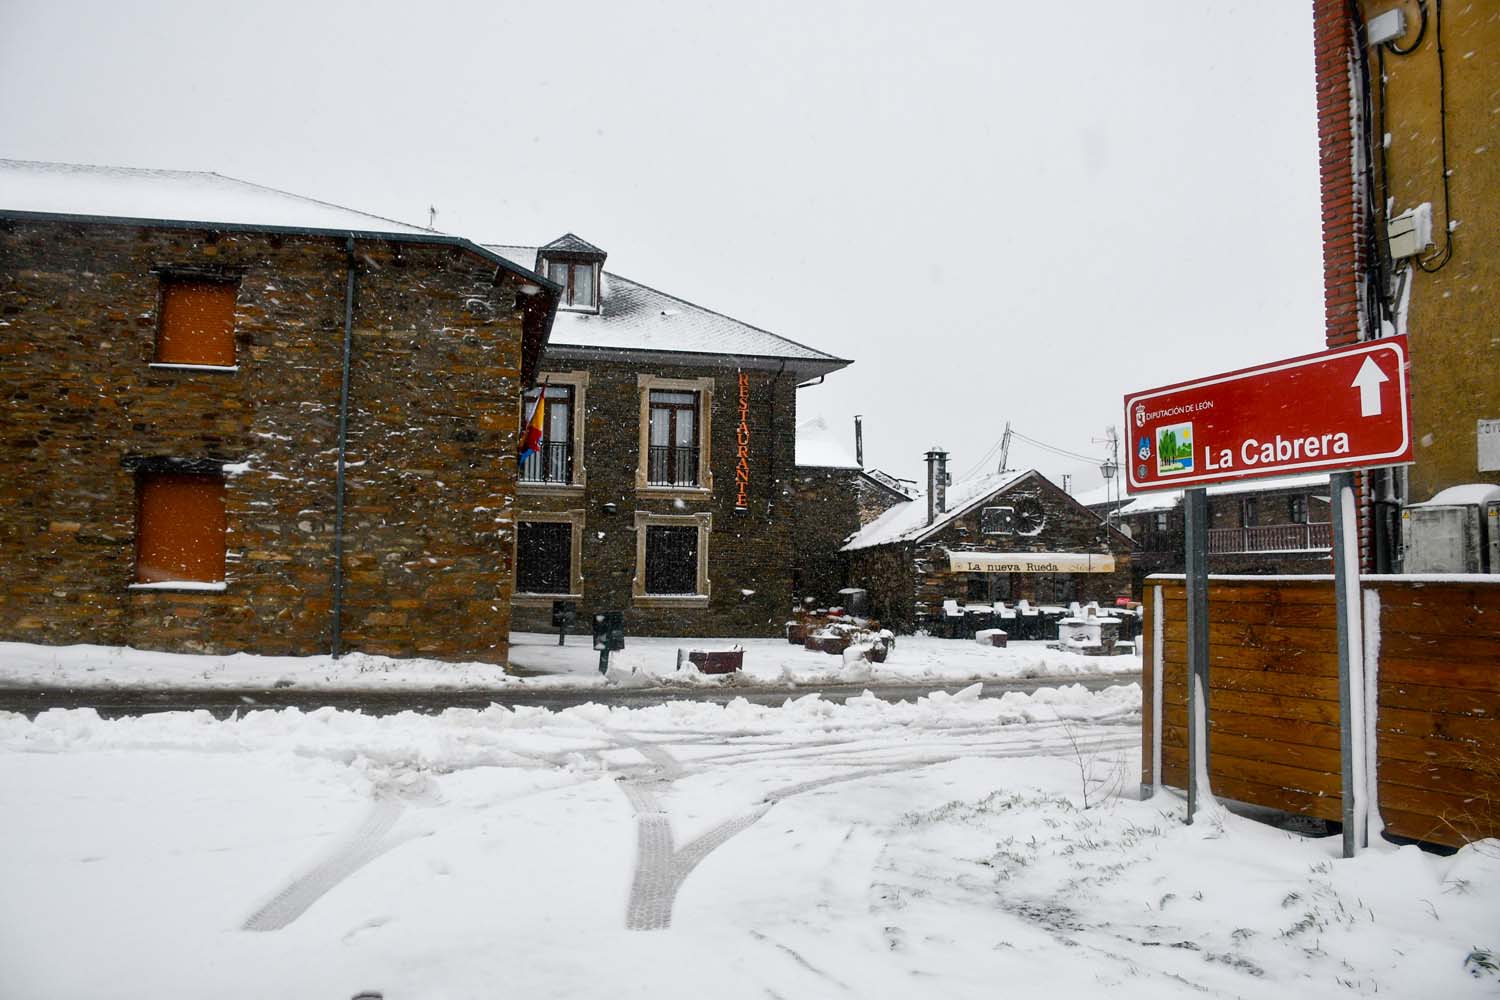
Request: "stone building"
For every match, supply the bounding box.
[0,160,557,663]
[490,237,852,637]
[1313,1,1499,570]
[1085,474,1332,596]
[843,449,1132,633]
[790,417,914,607]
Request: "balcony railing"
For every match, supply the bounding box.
[647,445,700,487]
[519,441,573,484]
[1208,522,1332,553]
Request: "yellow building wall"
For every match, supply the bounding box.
[1366,0,1500,500]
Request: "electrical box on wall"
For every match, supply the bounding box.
[1490,502,1500,577]
[1388,203,1433,259]
[1401,484,1500,574]
[1366,8,1407,47]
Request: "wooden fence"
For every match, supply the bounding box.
[1142,574,1500,848]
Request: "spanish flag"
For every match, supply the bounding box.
[519,382,547,460]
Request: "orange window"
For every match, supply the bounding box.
[156,278,237,366]
[135,472,227,584]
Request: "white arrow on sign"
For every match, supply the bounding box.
[1351,355,1390,417]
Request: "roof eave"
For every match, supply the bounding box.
[0,209,564,291]
[542,343,851,380]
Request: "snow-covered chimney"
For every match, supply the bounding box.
[925,447,948,524]
[854,415,864,467]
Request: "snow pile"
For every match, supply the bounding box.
[0,634,1140,693]
[1,687,1495,999]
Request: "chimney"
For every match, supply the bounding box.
[854,415,864,467]
[925,447,948,524]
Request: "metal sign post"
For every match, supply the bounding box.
[1183,487,1210,822]
[1126,337,1412,848]
[1330,471,1366,858]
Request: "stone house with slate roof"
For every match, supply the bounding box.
[1084,474,1332,597]
[0,159,558,664]
[843,454,1132,633]
[489,236,853,637]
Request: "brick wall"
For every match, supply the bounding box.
[0,221,529,663]
[511,358,800,637]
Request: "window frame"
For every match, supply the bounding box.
[151,272,241,372]
[546,259,600,313]
[632,510,711,607]
[511,509,586,603]
[130,469,229,591]
[517,371,589,493]
[635,374,714,495]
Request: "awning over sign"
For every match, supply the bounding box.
[946,551,1116,574]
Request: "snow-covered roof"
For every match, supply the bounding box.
[1113,473,1333,517]
[1072,483,1129,510]
[1413,483,1500,508]
[488,244,851,379]
[796,417,861,469]
[539,232,607,258]
[842,470,1032,552]
[0,159,436,236]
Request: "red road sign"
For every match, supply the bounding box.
[1124,336,1412,492]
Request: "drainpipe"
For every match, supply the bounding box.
[331,237,356,658]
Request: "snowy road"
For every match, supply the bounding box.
[2,684,1496,1000]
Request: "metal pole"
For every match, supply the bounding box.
[1184,487,1210,823]
[1330,471,1364,857]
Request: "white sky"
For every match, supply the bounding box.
[0,1,1323,491]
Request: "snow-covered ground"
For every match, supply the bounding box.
[0,633,1139,692]
[2,685,1495,999]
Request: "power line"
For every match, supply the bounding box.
[1009,430,1103,465]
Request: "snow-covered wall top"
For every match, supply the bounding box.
[1,159,434,236]
[488,244,848,367]
[795,416,861,469]
[1107,472,1334,517]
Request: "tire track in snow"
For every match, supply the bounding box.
[242,799,405,932]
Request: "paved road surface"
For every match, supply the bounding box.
[0,672,1137,719]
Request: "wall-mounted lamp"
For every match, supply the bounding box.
[602,501,618,515]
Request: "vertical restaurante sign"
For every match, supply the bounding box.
[736,372,751,510]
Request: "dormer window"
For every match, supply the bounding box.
[536,233,607,314]
[547,259,598,311]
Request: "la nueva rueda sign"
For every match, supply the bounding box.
[1123,336,1412,493]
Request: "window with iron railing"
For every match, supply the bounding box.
[520,384,576,484]
[647,389,700,486]
[520,440,574,484]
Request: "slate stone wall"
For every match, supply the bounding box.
[0,221,528,663]
[855,474,911,526]
[790,466,860,608]
[512,358,799,637]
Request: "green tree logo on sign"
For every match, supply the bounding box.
[1156,421,1194,475]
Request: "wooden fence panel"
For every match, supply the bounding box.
[1146,577,1346,824]
[1145,574,1500,849]
[1371,579,1500,848]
